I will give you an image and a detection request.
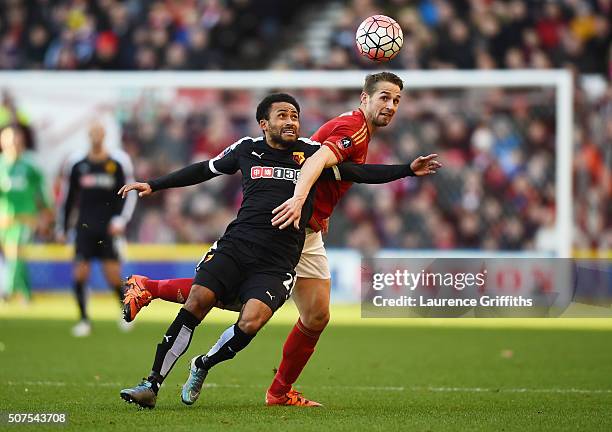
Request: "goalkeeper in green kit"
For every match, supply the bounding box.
[0,126,52,301]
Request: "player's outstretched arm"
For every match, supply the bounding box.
[118,160,220,198]
[323,162,413,184]
[272,146,339,230]
[326,153,441,184]
[408,154,441,176]
[118,181,152,198]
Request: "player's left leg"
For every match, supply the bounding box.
[267,231,330,405]
[101,260,125,302]
[102,259,133,331]
[1,222,33,301]
[122,276,193,322]
[121,244,245,409]
[71,260,92,337]
[122,241,221,320]
[100,233,126,302]
[120,283,217,409]
[71,227,96,336]
[181,297,272,405]
[122,276,244,322]
[266,277,329,404]
[181,270,304,406]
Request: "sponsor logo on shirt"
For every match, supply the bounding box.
[250,166,301,183]
[80,173,115,189]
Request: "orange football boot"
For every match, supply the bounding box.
[122,275,153,322]
[265,388,322,407]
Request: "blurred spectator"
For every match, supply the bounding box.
[0,90,35,151]
[0,126,52,302]
[0,0,319,70]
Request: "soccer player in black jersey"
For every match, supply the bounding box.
[118,94,421,408]
[57,122,136,337]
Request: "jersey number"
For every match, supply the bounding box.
[283,273,297,297]
[196,241,217,270]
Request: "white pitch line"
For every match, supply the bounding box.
[317,385,405,392]
[6,381,612,394]
[421,386,612,394]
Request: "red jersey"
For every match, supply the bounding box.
[309,109,371,231]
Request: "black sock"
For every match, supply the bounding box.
[73,281,88,321]
[194,323,255,371]
[146,372,162,394]
[150,308,201,386]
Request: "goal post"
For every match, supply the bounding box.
[0,70,573,258]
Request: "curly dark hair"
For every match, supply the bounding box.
[256,93,301,122]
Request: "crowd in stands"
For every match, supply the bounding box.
[0,0,312,70]
[0,0,609,252]
[275,0,610,75]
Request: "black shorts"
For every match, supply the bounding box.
[193,238,296,312]
[75,228,122,261]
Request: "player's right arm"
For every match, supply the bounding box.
[118,140,242,198]
[272,119,365,229]
[271,145,337,229]
[118,160,219,198]
[57,160,80,239]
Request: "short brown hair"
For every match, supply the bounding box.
[363,72,404,95]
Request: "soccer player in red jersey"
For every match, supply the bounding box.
[122,73,441,406]
[268,72,442,406]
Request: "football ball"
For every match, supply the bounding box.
[355,15,403,62]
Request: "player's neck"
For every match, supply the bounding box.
[267,142,290,150]
[3,154,19,164]
[265,137,292,150]
[88,149,108,162]
[366,120,377,134]
[359,106,377,135]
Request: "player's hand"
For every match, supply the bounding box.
[410,154,442,176]
[118,182,152,198]
[271,195,306,230]
[108,224,125,236]
[55,232,67,243]
[109,216,126,236]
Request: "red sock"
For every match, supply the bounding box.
[145,278,193,304]
[268,318,322,396]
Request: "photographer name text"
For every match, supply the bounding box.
[372,295,533,307]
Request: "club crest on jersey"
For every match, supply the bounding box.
[105,160,116,174]
[337,137,352,149]
[218,146,233,158]
[251,166,300,183]
[292,152,305,165]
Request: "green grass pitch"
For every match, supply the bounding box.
[1,294,611,431]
